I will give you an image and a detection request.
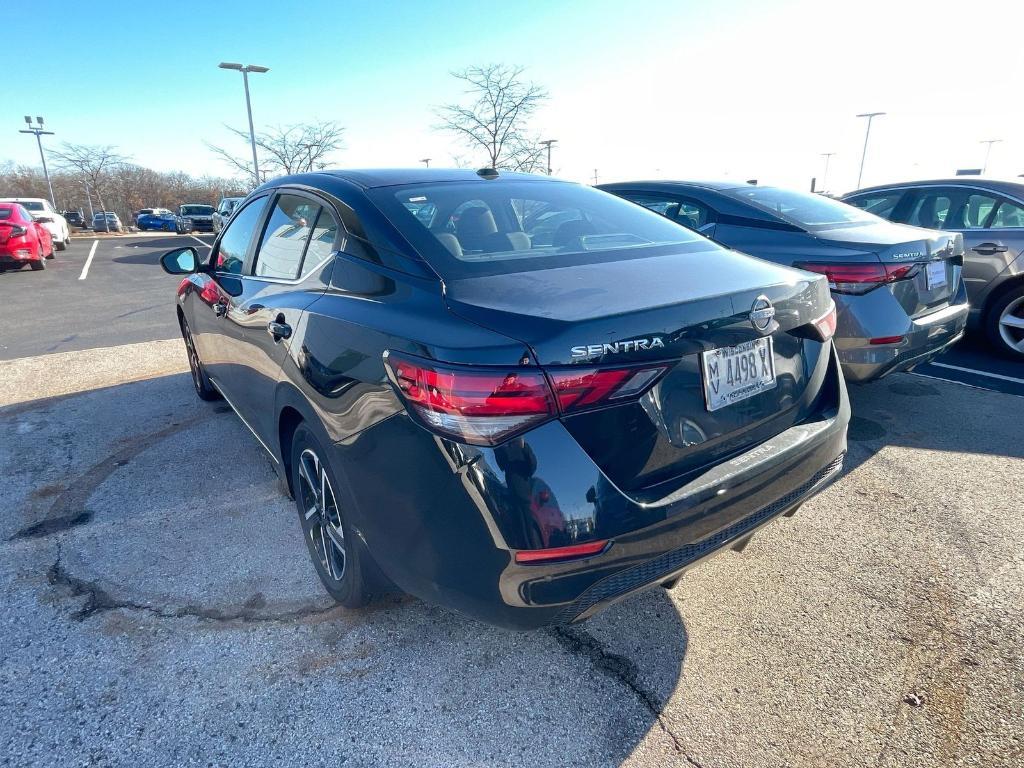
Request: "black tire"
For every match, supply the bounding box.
[290,424,371,607]
[985,284,1024,359]
[30,259,44,271]
[180,316,220,401]
[55,236,67,252]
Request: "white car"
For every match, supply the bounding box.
[0,198,71,251]
[213,197,244,233]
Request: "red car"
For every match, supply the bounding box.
[0,202,54,271]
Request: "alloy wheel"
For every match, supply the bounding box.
[998,295,1024,354]
[297,448,347,582]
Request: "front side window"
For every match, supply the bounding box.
[370,181,706,279]
[215,197,266,274]
[254,195,319,280]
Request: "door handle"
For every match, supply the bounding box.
[267,319,292,341]
[973,242,1009,254]
[213,300,228,317]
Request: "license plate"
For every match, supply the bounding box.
[926,260,947,290]
[700,337,777,412]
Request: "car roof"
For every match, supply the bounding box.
[0,197,47,202]
[598,180,754,193]
[271,168,559,190]
[849,177,1024,198]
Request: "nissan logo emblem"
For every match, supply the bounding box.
[749,296,775,332]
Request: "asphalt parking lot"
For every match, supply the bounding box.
[1,235,1022,767]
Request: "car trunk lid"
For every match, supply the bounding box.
[443,248,834,494]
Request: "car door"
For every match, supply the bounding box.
[227,191,340,445]
[188,194,270,401]
[949,191,1024,304]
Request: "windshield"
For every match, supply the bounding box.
[181,205,214,215]
[727,186,881,230]
[370,180,708,279]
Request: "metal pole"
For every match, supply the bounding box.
[539,139,557,176]
[241,69,260,186]
[856,112,885,189]
[34,133,56,207]
[84,184,95,220]
[821,152,835,193]
[980,139,1002,175]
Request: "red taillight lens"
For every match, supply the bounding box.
[795,262,920,295]
[515,539,609,564]
[547,366,667,413]
[384,352,556,445]
[811,302,837,342]
[384,352,668,445]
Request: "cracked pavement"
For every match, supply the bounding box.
[1,340,1022,767]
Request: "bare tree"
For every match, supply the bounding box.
[436,64,548,173]
[207,121,345,180]
[49,143,127,213]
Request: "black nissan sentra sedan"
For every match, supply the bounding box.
[159,168,849,629]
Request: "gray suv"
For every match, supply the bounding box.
[601,181,969,382]
[843,179,1024,359]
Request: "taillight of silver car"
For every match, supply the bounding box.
[795,262,920,295]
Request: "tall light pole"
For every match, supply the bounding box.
[20,116,56,207]
[855,112,885,189]
[419,158,431,167]
[980,139,1002,175]
[820,152,836,193]
[218,62,269,186]
[539,139,558,176]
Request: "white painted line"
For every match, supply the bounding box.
[907,371,991,392]
[928,361,1024,386]
[78,240,98,281]
[190,235,212,248]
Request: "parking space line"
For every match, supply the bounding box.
[79,240,98,281]
[928,361,1024,386]
[190,235,212,248]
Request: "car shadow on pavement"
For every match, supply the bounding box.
[841,373,1023,477]
[2,372,689,765]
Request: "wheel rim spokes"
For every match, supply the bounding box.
[999,296,1024,352]
[298,448,346,581]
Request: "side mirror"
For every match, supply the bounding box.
[36,216,53,224]
[160,246,199,275]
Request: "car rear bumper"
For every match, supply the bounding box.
[335,344,850,629]
[836,299,969,382]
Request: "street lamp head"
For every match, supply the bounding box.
[218,62,244,70]
[36,116,43,125]
[24,115,31,124]
[856,111,886,118]
[246,65,270,74]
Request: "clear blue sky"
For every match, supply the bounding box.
[5,0,1023,193]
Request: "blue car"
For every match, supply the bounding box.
[137,212,193,233]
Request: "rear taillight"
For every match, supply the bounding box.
[795,262,920,295]
[384,352,667,446]
[515,539,609,564]
[811,302,837,342]
[7,225,27,239]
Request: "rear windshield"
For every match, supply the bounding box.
[18,201,44,212]
[181,205,214,215]
[0,207,12,220]
[369,180,708,278]
[727,186,881,230]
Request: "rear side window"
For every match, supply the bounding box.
[990,200,1024,228]
[960,193,999,229]
[621,194,709,230]
[906,191,954,229]
[0,207,12,221]
[370,180,705,279]
[300,207,339,279]
[847,192,902,220]
[216,197,266,274]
